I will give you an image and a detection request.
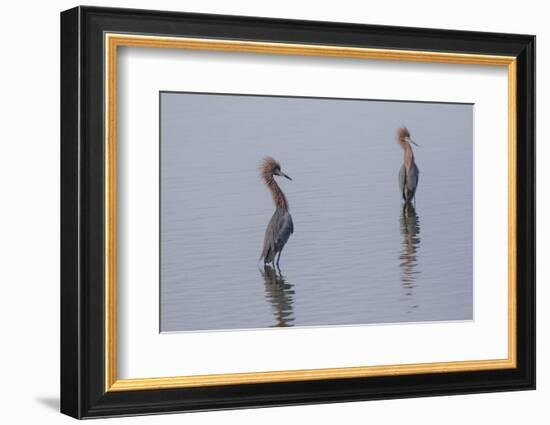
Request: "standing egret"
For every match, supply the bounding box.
[397,127,420,204]
[259,157,293,269]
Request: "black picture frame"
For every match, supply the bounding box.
[61,5,535,419]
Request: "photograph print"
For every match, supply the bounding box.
[160,92,473,332]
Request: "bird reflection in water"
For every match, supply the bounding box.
[260,266,295,327]
[399,203,421,312]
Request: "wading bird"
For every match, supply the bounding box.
[259,157,294,269]
[397,127,420,204]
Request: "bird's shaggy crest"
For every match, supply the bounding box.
[397,126,410,141]
[259,156,288,211]
[260,156,281,178]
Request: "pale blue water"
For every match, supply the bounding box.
[160,92,473,332]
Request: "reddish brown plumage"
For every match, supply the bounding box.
[397,126,414,171]
[397,126,410,141]
[260,157,289,211]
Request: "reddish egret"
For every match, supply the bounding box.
[259,157,293,268]
[397,127,420,204]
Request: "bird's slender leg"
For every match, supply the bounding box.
[276,248,284,270]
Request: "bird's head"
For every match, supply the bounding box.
[397,126,419,147]
[260,156,292,180]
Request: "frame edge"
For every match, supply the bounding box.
[60,6,83,420]
[62,6,536,418]
[516,34,536,391]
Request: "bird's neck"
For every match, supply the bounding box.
[263,174,289,210]
[402,143,414,171]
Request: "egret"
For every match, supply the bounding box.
[397,126,420,204]
[259,157,293,269]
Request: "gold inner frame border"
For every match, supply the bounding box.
[104,33,517,392]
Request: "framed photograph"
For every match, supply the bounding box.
[60,6,535,419]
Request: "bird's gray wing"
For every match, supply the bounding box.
[407,163,419,192]
[398,164,407,198]
[274,209,293,253]
[261,209,293,263]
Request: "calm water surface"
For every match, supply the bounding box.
[160,93,473,332]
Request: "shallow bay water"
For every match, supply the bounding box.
[160,93,473,332]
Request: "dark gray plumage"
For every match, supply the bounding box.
[261,208,294,265]
[398,162,420,203]
[259,157,293,268]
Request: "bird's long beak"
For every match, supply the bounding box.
[282,173,292,181]
[406,137,419,147]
